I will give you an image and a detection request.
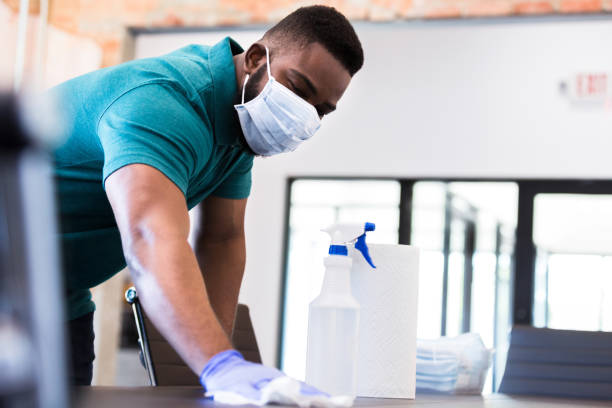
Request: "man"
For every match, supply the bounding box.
[52,5,363,398]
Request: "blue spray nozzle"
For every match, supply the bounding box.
[355,234,376,268]
[323,222,376,268]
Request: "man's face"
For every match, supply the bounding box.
[243,42,352,119]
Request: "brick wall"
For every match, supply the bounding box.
[2,0,610,379]
[4,0,611,70]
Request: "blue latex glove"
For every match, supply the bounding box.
[200,350,328,400]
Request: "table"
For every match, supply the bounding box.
[75,387,612,408]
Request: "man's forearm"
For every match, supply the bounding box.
[196,234,246,337]
[127,235,232,375]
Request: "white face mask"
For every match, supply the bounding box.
[234,46,321,156]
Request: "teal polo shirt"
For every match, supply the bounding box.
[51,37,253,320]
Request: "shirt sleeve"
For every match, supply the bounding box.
[97,83,212,194]
[211,155,254,199]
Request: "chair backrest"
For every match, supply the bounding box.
[499,325,612,400]
[125,287,262,386]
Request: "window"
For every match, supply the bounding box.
[532,194,612,332]
[280,178,518,393]
[280,179,401,380]
[410,182,445,340]
[411,182,518,391]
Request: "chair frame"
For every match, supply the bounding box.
[125,286,158,386]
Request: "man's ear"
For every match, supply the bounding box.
[243,43,267,75]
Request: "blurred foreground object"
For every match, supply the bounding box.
[416,333,492,395]
[0,92,68,407]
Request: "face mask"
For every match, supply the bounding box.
[234,46,321,156]
[416,355,459,377]
[415,333,492,394]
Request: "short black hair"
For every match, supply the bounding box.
[264,5,364,76]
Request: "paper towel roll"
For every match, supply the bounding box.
[349,244,419,399]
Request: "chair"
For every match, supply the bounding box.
[499,325,612,400]
[125,287,262,386]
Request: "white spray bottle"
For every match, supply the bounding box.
[305,222,376,397]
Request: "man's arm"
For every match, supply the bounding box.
[194,196,248,337]
[105,163,231,375]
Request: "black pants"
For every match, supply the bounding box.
[67,312,96,386]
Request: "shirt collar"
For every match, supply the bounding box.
[208,37,245,147]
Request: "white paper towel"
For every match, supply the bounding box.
[349,244,419,399]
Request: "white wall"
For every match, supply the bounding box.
[135,17,612,366]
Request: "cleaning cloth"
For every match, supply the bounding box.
[206,376,354,408]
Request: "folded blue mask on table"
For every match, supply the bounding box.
[416,333,492,394]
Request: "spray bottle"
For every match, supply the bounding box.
[305,222,376,397]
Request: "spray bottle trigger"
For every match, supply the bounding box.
[355,234,376,268]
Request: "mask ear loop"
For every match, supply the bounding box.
[240,46,272,104]
[241,74,249,104]
[264,46,272,79]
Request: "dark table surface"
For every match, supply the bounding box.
[74,387,612,408]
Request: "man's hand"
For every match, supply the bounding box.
[105,163,232,374]
[195,196,247,336]
[201,350,328,401]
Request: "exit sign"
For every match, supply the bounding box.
[574,73,607,99]
[561,72,612,109]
